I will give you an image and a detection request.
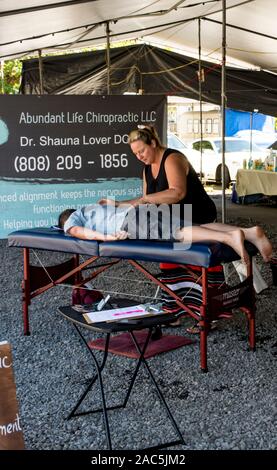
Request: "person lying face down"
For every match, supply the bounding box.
[58,203,185,242]
[58,204,273,270]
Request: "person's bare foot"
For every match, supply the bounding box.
[244,226,273,262]
[227,229,250,267]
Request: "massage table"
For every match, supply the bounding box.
[8,227,257,371]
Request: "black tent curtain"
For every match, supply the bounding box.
[20,44,277,116]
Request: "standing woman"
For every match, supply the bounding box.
[128,125,216,223]
[100,124,217,224]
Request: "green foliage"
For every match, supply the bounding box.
[0,60,22,94]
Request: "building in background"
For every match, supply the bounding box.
[168,96,220,143]
[167,97,276,148]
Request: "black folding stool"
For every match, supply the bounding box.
[57,303,185,450]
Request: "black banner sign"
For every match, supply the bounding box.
[0,95,166,182]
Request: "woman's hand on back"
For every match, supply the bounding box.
[98,198,117,206]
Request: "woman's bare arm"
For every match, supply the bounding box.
[142,153,189,204]
[98,153,189,207]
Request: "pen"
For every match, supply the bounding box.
[148,306,160,312]
[97,294,111,311]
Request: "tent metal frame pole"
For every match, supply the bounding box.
[106,22,111,95]
[38,49,44,95]
[204,17,277,41]
[221,0,227,223]
[0,1,97,17]
[0,60,4,94]
[198,18,203,184]
[250,111,253,158]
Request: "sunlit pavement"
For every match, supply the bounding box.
[204,183,232,196]
[206,184,277,225]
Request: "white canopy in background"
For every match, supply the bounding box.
[0,0,277,74]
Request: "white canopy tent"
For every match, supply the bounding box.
[0,0,276,73]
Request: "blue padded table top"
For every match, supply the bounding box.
[99,239,257,267]
[8,227,99,256]
[8,227,257,268]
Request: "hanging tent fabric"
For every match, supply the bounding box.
[20,44,277,116]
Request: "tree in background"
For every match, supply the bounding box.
[0,60,22,94]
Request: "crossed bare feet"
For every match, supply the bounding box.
[245,226,273,262]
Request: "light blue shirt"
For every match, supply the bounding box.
[64,204,130,236]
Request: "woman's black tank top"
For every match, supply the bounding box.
[144,148,217,224]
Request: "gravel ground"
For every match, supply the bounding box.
[1,214,276,451]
